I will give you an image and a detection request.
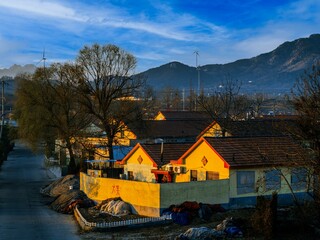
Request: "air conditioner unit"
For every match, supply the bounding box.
[174,166,184,174]
[119,173,127,180]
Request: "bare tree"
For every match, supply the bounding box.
[159,87,182,110]
[197,77,250,135]
[75,44,143,162]
[292,64,320,206]
[250,93,266,118]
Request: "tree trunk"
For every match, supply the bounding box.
[107,136,114,168]
[66,139,76,174]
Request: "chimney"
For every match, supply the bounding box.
[160,141,164,163]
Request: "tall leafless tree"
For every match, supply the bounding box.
[75,44,143,162]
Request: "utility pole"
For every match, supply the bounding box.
[194,51,200,111]
[182,88,185,111]
[0,80,4,139]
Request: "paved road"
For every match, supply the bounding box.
[0,141,81,240]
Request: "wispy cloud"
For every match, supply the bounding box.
[0,0,318,72]
[0,0,87,21]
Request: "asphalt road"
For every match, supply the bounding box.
[0,141,81,240]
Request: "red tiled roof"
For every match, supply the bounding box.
[218,118,301,137]
[204,136,307,168]
[127,119,212,139]
[141,143,193,166]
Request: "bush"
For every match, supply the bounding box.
[251,193,277,239]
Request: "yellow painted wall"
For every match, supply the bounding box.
[80,172,230,217]
[175,141,230,182]
[80,172,161,216]
[229,167,310,199]
[123,147,157,182]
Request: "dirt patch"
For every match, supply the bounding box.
[78,208,256,239]
[78,206,320,239]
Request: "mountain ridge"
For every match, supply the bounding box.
[138,34,320,94]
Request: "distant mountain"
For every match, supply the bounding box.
[0,64,36,78]
[3,34,320,95]
[0,65,36,103]
[137,34,320,94]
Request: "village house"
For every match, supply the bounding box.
[125,119,213,145]
[198,117,301,138]
[119,142,193,182]
[80,134,312,216]
[171,136,312,207]
[154,110,211,121]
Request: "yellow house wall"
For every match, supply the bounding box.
[229,167,309,199]
[175,141,230,182]
[201,123,222,137]
[154,112,165,120]
[115,127,137,146]
[123,147,157,182]
[200,123,232,138]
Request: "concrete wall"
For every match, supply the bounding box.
[80,173,230,217]
[160,179,230,210]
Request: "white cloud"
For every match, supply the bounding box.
[0,0,228,42]
[284,0,320,17]
[0,0,87,21]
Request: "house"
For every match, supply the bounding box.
[154,110,211,121]
[80,135,312,217]
[119,142,193,182]
[198,118,301,139]
[171,136,312,207]
[124,119,213,145]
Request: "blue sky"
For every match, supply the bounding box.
[0,0,319,73]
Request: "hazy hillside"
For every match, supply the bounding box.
[0,64,36,78]
[0,65,36,108]
[138,34,320,94]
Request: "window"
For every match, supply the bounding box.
[191,170,197,181]
[128,171,134,180]
[237,171,255,194]
[291,167,308,191]
[206,171,219,180]
[265,169,281,191]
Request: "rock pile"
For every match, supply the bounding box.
[40,174,94,214]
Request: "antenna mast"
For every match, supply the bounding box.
[42,48,46,70]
